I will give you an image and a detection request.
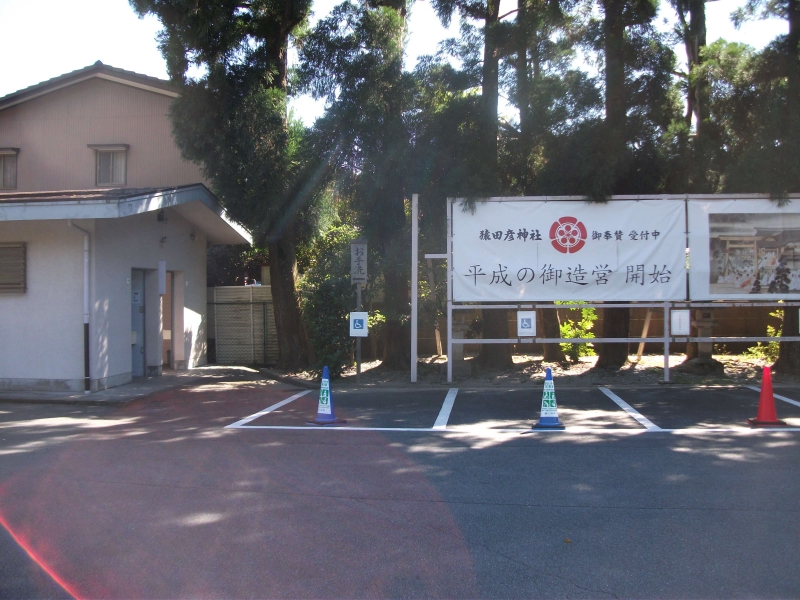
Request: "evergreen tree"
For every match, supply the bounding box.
[296,0,414,367]
[130,0,314,369]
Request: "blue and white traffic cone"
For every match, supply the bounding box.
[307,366,347,426]
[534,367,564,429]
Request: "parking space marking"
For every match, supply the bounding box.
[433,388,459,430]
[226,425,800,434]
[746,386,800,408]
[225,390,312,429]
[598,387,662,431]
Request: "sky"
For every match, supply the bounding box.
[0,0,788,125]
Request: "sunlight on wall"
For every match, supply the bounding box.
[184,308,203,368]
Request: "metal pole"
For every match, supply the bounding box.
[663,301,671,383]
[447,199,453,383]
[357,283,362,384]
[411,193,419,382]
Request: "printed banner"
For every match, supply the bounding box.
[452,199,687,301]
[688,198,800,300]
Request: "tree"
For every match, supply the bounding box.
[296,0,414,367]
[592,0,678,369]
[130,0,314,369]
[428,0,516,369]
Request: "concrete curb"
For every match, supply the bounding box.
[0,376,206,407]
[259,369,319,390]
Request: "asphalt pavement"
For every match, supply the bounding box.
[1,373,799,598]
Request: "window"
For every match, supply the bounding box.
[0,243,26,293]
[0,148,18,190]
[88,144,128,186]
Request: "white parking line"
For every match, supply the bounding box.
[225,390,312,429]
[598,387,662,431]
[746,386,800,408]
[433,388,459,430]
[227,424,800,434]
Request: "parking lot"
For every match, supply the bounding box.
[228,382,800,433]
[1,375,799,599]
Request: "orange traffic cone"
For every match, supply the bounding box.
[747,367,786,426]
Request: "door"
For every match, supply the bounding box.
[131,269,145,377]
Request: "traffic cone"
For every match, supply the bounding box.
[747,366,786,426]
[307,366,347,426]
[534,367,565,429]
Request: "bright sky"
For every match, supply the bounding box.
[0,0,788,125]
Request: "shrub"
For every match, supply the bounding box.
[298,225,360,377]
[557,302,597,362]
[742,309,782,363]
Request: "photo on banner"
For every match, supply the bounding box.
[687,197,800,300]
[451,198,687,302]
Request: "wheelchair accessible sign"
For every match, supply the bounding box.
[350,312,369,337]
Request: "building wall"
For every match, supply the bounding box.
[0,77,206,191]
[93,209,208,390]
[0,210,207,392]
[0,220,85,390]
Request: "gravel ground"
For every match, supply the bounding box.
[278,352,791,387]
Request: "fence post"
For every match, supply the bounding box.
[663,301,670,383]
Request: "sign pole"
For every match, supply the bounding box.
[411,194,419,383]
[350,238,367,385]
[356,283,362,383]
[447,199,453,384]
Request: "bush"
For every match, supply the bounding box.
[557,302,597,362]
[298,225,360,377]
[742,309,782,363]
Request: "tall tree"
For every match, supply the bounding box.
[430,0,516,369]
[296,0,414,367]
[729,0,800,371]
[130,0,313,369]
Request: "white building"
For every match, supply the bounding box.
[0,63,250,392]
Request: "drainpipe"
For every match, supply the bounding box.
[68,220,91,393]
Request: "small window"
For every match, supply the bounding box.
[88,144,128,186]
[0,148,18,190]
[0,243,26,293]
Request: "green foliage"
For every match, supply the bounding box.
[297,225,360,377]
[556,302,597,362]
[742,309,783,362]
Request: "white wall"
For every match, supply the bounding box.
[93,208,207,389]
[0,220,85,390]
[0,208,208,392]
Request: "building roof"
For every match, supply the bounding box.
[0,184,251,246]
[0,62,178,112]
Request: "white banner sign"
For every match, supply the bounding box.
[452,199,686,301]
[688,198,800,300]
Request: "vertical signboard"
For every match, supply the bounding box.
[350,239,368,285]
[687,197,800,300]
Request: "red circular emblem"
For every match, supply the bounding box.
[549,216,587,254]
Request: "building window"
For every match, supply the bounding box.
[0,148,18,190]
[88,144,128,186]
[0,243,26,293]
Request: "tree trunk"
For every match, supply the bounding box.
[595,307,630,369]
[382,260,410,368]
[542,303,566,362]
[478,309,513,369]
[477,0,514,368]
[594,0,629,369]
[268,235,309,370]
[516,0,531,139]
[482,0,501,187]
[773,307,800,376]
